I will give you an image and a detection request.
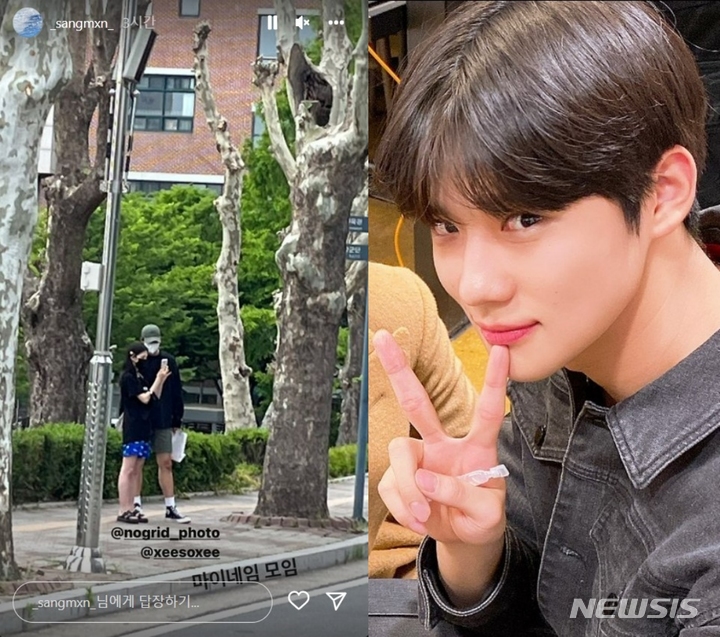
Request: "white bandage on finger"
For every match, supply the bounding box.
[457,464,509,486]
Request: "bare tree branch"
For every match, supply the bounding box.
[193,23,242,171]
[90,0,123,186]
[193,21,256,429]
[252,55,297,183]
[272,0,298,68]
[352,0,368,59]
[320,0,353,128]
[272,0,298,120]
[351,0,369,140]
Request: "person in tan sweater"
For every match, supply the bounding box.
[369,262,475,578]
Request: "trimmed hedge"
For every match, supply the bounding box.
[12,424,362,504]
[329,444,358,478]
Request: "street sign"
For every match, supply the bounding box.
[347,216,368,522]
[349,215,368,233]
[345,244,368,261]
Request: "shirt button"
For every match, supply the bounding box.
[534,424,547,448]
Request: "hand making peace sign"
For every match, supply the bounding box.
[375,329,510,547]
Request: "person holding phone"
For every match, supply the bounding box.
[117,342,171,524]
[374,1,720,634]
[135,324,190,523]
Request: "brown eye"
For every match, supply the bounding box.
[504,213,543,231]
[432,221,459,235]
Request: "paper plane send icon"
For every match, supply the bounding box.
[326,592,346,611]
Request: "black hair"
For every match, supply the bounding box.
[123,342,148,376]
[375,1,707,236]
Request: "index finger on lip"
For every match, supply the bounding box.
[373,330,446,445]
[467,345,510,449]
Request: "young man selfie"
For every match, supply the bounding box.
[372,1,720,635]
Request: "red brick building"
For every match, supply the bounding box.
[39,0,319,193]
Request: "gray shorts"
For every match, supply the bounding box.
[152,428,173,455]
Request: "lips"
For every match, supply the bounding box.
[479,323,538,346]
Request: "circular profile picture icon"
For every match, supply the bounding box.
[13,8,43,38]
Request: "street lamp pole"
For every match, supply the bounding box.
[353,284,369,521]
[64,0,135,573]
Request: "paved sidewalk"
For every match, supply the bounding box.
[0,477,367,636]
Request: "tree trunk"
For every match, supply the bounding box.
[0,2,74,579]
[259,289,283,430]
[253,0,368,518]
[193,22,256,430]
[257,153,365,517]
[337,281,365,445]
[21,0,122,427]
[214,199,257,430]
[23,210,96,425]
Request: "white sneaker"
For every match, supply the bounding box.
[166,506,191,524]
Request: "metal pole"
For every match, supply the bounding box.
[353,279,369,521]
[65,0,135,573]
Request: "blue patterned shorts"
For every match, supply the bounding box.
[122,441,151,459]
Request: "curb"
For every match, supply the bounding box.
[0,535,368,634]
[12,474,365,511]
[222,513,361,531]
[12,491,246,512]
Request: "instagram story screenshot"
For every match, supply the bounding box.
[0,0,368,636]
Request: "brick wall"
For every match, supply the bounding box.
[92,0,318,180]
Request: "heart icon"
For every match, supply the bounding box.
[288,590,310,610]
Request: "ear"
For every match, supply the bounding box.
[647,145,697,239]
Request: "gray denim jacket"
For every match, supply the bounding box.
[418,330,720,636]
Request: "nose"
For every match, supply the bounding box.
[456,236,515,308]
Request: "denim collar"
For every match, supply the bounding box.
[508,328,720,490]
[607,327,720,489]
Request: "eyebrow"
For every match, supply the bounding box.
[425,193,466,220]
[428,197,515,224]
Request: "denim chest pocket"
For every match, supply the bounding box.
[588,499,680,637]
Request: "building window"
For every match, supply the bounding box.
[251,104,266,146]
[130,181,222,195]
[257,11,318,59]
[203,183,222,195]
[179,0,200,17]
[135,75,195,133]
[129,181,167,194]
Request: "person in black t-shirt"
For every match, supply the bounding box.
[133,324,190,524]
[117,342,171,524]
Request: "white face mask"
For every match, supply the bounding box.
[146,342,160,355]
